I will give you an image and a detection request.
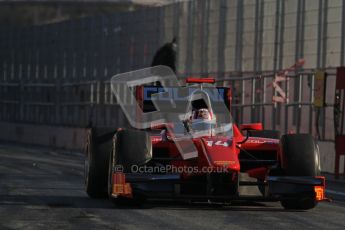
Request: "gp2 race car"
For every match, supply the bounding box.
[84,75,327,210]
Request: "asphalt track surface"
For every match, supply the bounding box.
[0,144,345,230]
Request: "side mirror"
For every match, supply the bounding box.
[237,123,263,144]
[240,123,263,131]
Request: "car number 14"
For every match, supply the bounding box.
[206,140,229,147]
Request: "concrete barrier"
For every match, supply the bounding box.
[0,121,340,174]
[319,141,343,174]
[0,122,87,151]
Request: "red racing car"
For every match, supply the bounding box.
[85,76,327,210]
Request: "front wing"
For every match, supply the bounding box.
[110,173,327,202]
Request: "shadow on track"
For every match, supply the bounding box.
[0,194,113,209]
[0,194,303,212]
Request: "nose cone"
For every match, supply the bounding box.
[201,138,240,171]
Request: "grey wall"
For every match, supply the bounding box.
[0,121,87,150]
[167,0,344,74]
[3,0,345,78]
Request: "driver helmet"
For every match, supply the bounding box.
[193,108,211,121]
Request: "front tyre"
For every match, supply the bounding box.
[108,129,151,206]
[85,128,113,198]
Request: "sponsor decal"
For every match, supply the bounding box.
[143,87,225,102]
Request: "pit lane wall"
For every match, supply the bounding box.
[0,122,87,151]
[0,121,342,174]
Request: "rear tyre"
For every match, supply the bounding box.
[280,134,321,176]
[85,128,114,198]
[108,129,152,206]
[281,198,317,210]
[279,134,321,210]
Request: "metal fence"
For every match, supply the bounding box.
[213,70,336,141]
[0,69,336,141]
[0,7,164,128]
